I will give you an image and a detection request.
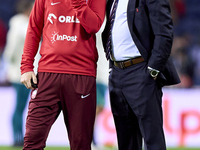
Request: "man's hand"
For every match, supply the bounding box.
[21,71,37,90]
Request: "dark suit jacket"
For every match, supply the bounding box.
[102,0,180,86]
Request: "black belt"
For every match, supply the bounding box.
[114,56,144,69]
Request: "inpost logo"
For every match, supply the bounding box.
[48,13,80,24]
[51,31,77,43]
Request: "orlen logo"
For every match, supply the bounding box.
[48,13,57,24]
[51,31,77,43]
[48,13,80,24]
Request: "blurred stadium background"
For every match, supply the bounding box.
[1,0,200,150]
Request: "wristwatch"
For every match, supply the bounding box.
[148,66,159,78]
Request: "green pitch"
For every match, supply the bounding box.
[168,149,200,150]
[0,147,200,150]
[0,147,70,150]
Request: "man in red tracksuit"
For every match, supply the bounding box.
[20,0,106,149]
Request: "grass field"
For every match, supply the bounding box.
[0,147,199,150]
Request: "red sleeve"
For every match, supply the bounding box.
[20,0,44,74]
[71,0,106,34]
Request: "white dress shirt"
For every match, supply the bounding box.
[111,0,141,61]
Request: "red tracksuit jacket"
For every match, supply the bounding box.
[20,0,106,77]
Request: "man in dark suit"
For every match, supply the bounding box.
[102,0,180,149]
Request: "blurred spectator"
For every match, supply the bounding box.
[173,0,200,41]
[171,35,195,88]
[190,44,200,86]
[170,0,186,25]
[174,0,186,18]
[170,0,200,88]
[0,19,7,85]
[3,0,35,146]
[92,19,109,149]
[0,19,7,56]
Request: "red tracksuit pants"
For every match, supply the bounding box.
[23,72,96,150]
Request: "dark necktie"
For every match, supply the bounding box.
[105,0,119,60]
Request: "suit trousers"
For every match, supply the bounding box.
[23,72,96,150]
[109,61,166,150]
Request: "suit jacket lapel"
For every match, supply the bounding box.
[127,0,149,61]
[102,0,115,50]
[127,0,136,22]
